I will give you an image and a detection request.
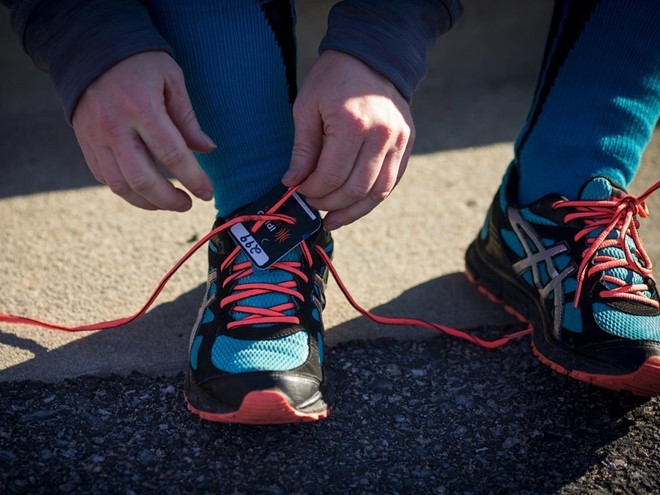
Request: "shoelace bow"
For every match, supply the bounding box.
[554,181,660,309]
[0,187,532,349]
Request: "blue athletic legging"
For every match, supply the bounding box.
[149,0,296,217]
[515,0,660,202]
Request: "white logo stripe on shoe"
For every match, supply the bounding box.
[507,207,575,338]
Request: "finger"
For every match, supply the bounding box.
[306,134,389,212]
[396,121,415,187]
[96,145,160,210]
[164,71,217,153]
[137,117,213,202]
[322,148,401,230]
[112,132,193,211]
[77,138,104,185]
[282,102,323,186]
[296,132,361,200]
[73,119,105,184]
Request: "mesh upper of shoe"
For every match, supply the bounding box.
[211,332,309,373]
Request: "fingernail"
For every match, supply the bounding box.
[282,168,298,184]
[176,198,193,212]
[202,132,217,149]
[324,220,339,231]
[198,189,213,201]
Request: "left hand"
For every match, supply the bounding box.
[282,50,415,230]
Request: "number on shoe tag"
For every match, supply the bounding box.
[229,184,321,269]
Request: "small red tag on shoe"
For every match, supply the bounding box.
[229,184,321,269]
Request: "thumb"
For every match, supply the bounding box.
[283,106,323,186]
[164,74,216,153]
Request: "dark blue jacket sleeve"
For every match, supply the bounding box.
[5,0,462,121]
[319,0,463,102]
[7,0,173,123]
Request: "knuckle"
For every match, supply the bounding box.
[394,131,409,152]
[346,184,370,200]
[292,140,316,154]
[399,122,412,141]
[291,141,316,160]
[96,108,121,136]
[368,188,390,204]
[180,107,197,126]
[320,171,347,189]
[158,147,186,170]
[127,173,156,194]
[373,124,395,143]
[345,113,369,134]
[389,121,413,152]
[106,179,130,196]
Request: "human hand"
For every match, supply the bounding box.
[72,51,215,211]
[282,50,415,230]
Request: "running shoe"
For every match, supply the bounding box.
[185,216,334,423]
[465,165,660,395]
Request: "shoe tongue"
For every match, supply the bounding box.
[578,176,625,201]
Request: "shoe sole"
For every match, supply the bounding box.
[465,242,660,397]
[185,390,331,424]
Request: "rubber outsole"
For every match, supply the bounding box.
[531,349,660,397]
[465,269,660,397]
[185,390,331,424]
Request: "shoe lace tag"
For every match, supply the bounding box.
[229,184,321,270]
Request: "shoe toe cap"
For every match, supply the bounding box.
[194,371,329,413]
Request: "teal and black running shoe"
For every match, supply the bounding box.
[466,165,660,395]
[185,216,334,423]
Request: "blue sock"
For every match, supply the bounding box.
[149,0,296,217]
[515,0,660,203]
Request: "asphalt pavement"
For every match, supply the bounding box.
[3,339,659,494]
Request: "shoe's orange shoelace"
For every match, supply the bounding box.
[554,181,660,309]
[220,241,314,329]
[0,187,537,349]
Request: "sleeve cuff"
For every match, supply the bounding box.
[12,0,173,122]
[319,0,463,102]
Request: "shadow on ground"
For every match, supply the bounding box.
[2,272,659,493]
[0,285,205,382]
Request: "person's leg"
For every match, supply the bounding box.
[466,0,660,395]
[149,0,334,423]
[515,0,660,203]
[150,0,297,217]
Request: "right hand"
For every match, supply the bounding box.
[282,50,414,230]
[72,51,215,211]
